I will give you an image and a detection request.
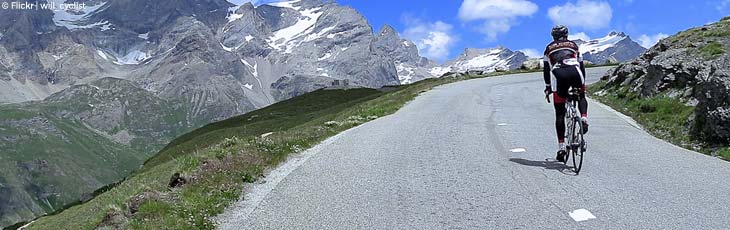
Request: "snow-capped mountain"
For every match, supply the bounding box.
[0,0,434,105]
[573,32,646,64]
[431,47,528,76]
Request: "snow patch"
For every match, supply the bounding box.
[243,83,254,90]
[227,6,245,22]
[241,59,265,93]
[303,26,335,42]
[327,31,351,39]
[221,42,234,52]
[245,35,254,42]
[396,62,415,84]
[49,0,110,30]
[97,50,109,60]
[266,7,323,53]
[269,0,302,10]
[114,49,150,65]
[138,32,149,40]
[430,66,450,77]
[317,53,332,61]
[241,59,259,80]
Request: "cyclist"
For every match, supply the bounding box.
[542,25,589,162]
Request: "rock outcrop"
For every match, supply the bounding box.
[600,19,730,145]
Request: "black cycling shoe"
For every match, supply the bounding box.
[582,122,589,134]
[556,150,567,163]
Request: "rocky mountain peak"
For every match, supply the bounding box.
[608,31,627,37]
[239,1,255,11]
[378,24,398,37]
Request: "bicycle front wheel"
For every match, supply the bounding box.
[572,119,585,174]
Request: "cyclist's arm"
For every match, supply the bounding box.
[542,57,550,86]
[578,54,587,93]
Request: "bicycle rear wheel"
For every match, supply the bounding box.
[571,119,585,174]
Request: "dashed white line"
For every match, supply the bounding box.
[509,148,526,153]
[569,209,596,222]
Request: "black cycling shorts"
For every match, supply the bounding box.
[551,65,585,103]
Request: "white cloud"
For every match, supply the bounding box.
[458,0,538,40]
[718,0,730,11]
[637,33,669,48]
[402,18,458,62]
[548,0,612,30]
[568,32,591,41]
[518,49,542,58]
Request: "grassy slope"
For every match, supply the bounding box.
[25,71,507,229]
[588,81,730,160]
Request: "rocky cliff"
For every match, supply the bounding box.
[599,19,730,146]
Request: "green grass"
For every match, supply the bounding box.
[589,81,730,160]
[26,70,517,229]
[589,81,694,145]
[719,149,730,160]
[699,41,725,59]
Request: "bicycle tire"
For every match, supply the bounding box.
[572,119,585,174]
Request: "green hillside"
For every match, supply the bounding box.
[0,78,190,228]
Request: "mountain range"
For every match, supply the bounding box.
[0,0,648,227]
[574,31,647,64]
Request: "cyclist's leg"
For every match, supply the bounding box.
[553,100,566,145]
[572,66,589,133]
[553,98,567,161]
[551,67,569,144]
[573,66,588,118]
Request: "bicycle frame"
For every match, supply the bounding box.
[565,99,580,146]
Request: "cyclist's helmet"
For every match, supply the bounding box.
[551,25,569,40]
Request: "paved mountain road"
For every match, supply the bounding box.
[217,67,730,229]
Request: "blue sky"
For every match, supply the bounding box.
[232,0,730,63]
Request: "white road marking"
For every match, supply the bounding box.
[509,148,526,153]
[497,123,508,126]
[569,209,596,222]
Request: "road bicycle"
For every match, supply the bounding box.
[547,88,586,174]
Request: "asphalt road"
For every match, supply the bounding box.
[216,67,730,229]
